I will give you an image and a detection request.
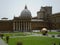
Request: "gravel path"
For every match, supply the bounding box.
[0,38,8,45]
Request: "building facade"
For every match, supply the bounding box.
[0,5,60,32]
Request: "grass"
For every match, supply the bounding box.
[33,32,60,34]
[3,32,29,37]
[2,32,60,45]
[3,32,60,35]
[48,32,60,34]
[7,36,60,45]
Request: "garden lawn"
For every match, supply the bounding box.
[48,32,60,34]
[3,32,28,37]
[8,36,60,45]
[2,32,60,37]
[33,32,60,34]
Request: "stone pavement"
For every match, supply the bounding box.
[0,38,8,45]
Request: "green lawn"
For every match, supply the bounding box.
[2,32,60,37]
[48,32,60,34]
[7,36,60,45]
[3,32,28,37]
[33,32,60,34]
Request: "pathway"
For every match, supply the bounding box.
[0,38,8,45]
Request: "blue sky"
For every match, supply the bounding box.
[0,0,60,19]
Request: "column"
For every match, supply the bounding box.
[13,22,15,31]
[24,22,26,32]
[24,22,25,32]
[26,22,27,32]
[15,22,16,31]
[20,21,21,31]
[28,22,30,31]
[19,21,20,31]
[24,23,25,32]
[30,23,31,32]
[16,23,17,30]
[21,21,22,32]
[16,22,17,31]
[27,22,28,30]
[27,22,29,32]
[17,22,19,31]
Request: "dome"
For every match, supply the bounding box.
[20,5,32,18]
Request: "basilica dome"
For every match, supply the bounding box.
[20,5,32,18]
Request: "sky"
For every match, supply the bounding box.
[0,0,60,19]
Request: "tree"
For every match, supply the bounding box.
[6,36,9,43]
[17,41,22,45]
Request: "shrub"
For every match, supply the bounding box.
[17,41,22,45]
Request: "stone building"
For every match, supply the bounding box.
[0,5,60,32]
